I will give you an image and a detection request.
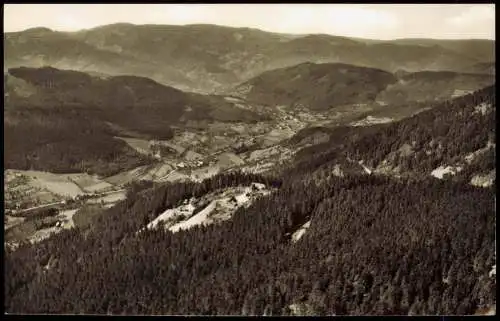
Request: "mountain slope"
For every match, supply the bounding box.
[377,71,495,104]
[5,66,265,126]
[388,38,495,63]
[348,85,495,181]
[288,85,495,186]
[4,108,152,176]
[4,85,496,315]
[4,24,494,92]
[4,27,195,91]
[231,62,494,111]
[4,67,265,176]
[5,164,495,315]
[233,63,397,111]
[466,62,495,75]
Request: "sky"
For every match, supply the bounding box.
[3,4,496,40]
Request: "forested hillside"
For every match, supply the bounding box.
[348,85,495,178]
[4,172,495,315]
[234,63,397,110]
[233,63,494,110]
[376,71,494,104]
[5,86,496,315]
[4,107,153,176]
[4,67,265,176]
[288,85,495,185]
[5,66,264,126]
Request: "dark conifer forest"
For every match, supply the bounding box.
[4,107,153,176]
[4,86,496,315]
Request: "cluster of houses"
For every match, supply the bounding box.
[176,160,204,169]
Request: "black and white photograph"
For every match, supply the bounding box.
[3,3,496,315]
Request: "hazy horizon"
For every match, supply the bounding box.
[4,4,496,40]
[5,22,497,42]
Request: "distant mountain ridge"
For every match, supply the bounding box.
[4,23,495,93]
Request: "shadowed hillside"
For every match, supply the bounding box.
[4,67,266,175]
[233,63,397,110]
[232,62,494,110]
